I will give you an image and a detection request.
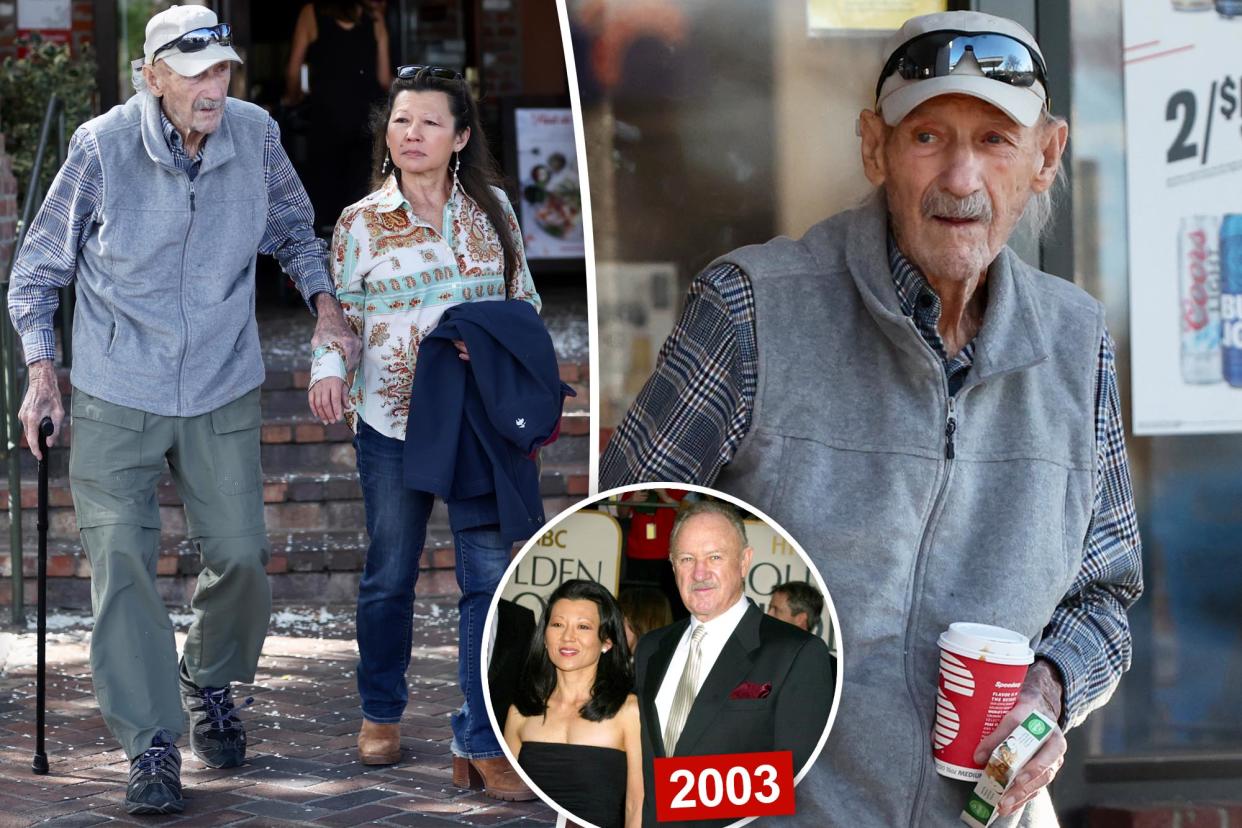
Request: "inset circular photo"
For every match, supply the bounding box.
[484,484,842,828]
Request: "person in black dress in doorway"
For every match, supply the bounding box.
[284,0,393,233]
[505,580,643,828]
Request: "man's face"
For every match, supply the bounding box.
[669,513,753,623]
[148,60,231,137]
[859,94,1066,284]
[766,591,809,631]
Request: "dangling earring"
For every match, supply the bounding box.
[451,151,461,196]
[382,153,392,175]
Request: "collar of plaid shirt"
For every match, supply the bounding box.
[886,232,976,394]
[159,109,203,179]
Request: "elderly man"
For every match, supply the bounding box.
[8,5,358,816]
[602,10,1142,826]
[632,501,834,828]
[766,581,823,634]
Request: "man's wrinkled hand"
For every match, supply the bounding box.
[312,293,361,371]
[19,360,65,461]
[973,659,1067,817]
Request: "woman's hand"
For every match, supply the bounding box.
[309,377,349,424]
[453,339,471,362]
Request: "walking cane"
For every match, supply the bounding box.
[32,416,54,776]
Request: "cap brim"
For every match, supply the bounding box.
[161,44,243,77]
[879,74,1044,128]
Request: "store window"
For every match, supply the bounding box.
[1069,0,1242,764]
[115,0,178,103]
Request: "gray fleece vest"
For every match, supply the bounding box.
[70,92,270,416]
[715,194,1103,827]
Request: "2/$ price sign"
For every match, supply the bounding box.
[653,751,796,822]
[1165,72,1242,167]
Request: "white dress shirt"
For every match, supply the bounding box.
[655,594,751,734]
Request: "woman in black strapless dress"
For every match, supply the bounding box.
[504,580,642,828]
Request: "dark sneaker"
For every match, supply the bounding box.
[125,730,183,815]
[179,660,250,768]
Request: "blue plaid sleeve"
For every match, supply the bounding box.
[599,263,757,487]
[1037,330,1144,730]
[257,118,334,310]
[7,127,102,365]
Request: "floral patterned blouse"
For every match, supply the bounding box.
[310,175,540,439]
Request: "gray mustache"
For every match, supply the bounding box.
[195,99,223,112]
[922,189,993,223]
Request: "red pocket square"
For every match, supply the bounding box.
[729,681,772,700]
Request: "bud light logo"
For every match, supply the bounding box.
[1222,214,1242,388]
[1223,295,1242,348]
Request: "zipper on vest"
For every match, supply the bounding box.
[945,396,957,459]
[175,180,196,415]
[905,385,961,825]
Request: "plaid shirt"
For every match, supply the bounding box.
[8,106,333,365]
[600,242,1143,730]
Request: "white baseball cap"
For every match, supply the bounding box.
[143,5,242,77]
[876,11,1047,128]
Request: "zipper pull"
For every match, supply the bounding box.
[189,184,196,211]
[945,397,957,460]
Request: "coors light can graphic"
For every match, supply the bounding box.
[1221,214,1242,387]
[1178,216,1223,384]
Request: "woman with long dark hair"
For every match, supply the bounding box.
[306,66,540,799]
[505,580,643,828]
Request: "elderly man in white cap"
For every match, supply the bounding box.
[601,10,1142,826]
[8,4,360,815]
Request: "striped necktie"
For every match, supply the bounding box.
[664,624,708,755]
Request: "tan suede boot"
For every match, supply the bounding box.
[452,755,535,801]
[357,720,401,765]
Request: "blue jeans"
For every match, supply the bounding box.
[354,420,508,759]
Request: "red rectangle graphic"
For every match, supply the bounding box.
[653,750,796,823]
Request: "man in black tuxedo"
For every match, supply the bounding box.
[633,501,835,827]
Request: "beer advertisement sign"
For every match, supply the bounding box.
[1123,0,1242,434]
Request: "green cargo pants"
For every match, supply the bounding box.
[69,387,271,759]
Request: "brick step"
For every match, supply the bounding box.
[33,363,589,413]
[11,411,588,479]
[0,463,588,545]
[0,492,583,609]
[1,528,451,579]
[1,461,588,510]
[41,361,590,392]
[0,529,459,607]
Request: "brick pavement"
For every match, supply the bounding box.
[0,603,558,827]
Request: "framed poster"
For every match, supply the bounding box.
[17,0,72,51]
[17,0,71,29]
[1123,1,1242,434]
[503,98,585,268]
[808,0,947,34]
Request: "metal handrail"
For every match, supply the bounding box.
[4,94,65,626]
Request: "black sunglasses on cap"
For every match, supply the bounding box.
[396,64,464,81]
[153,23,232,60]
[875,30,1049,107]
